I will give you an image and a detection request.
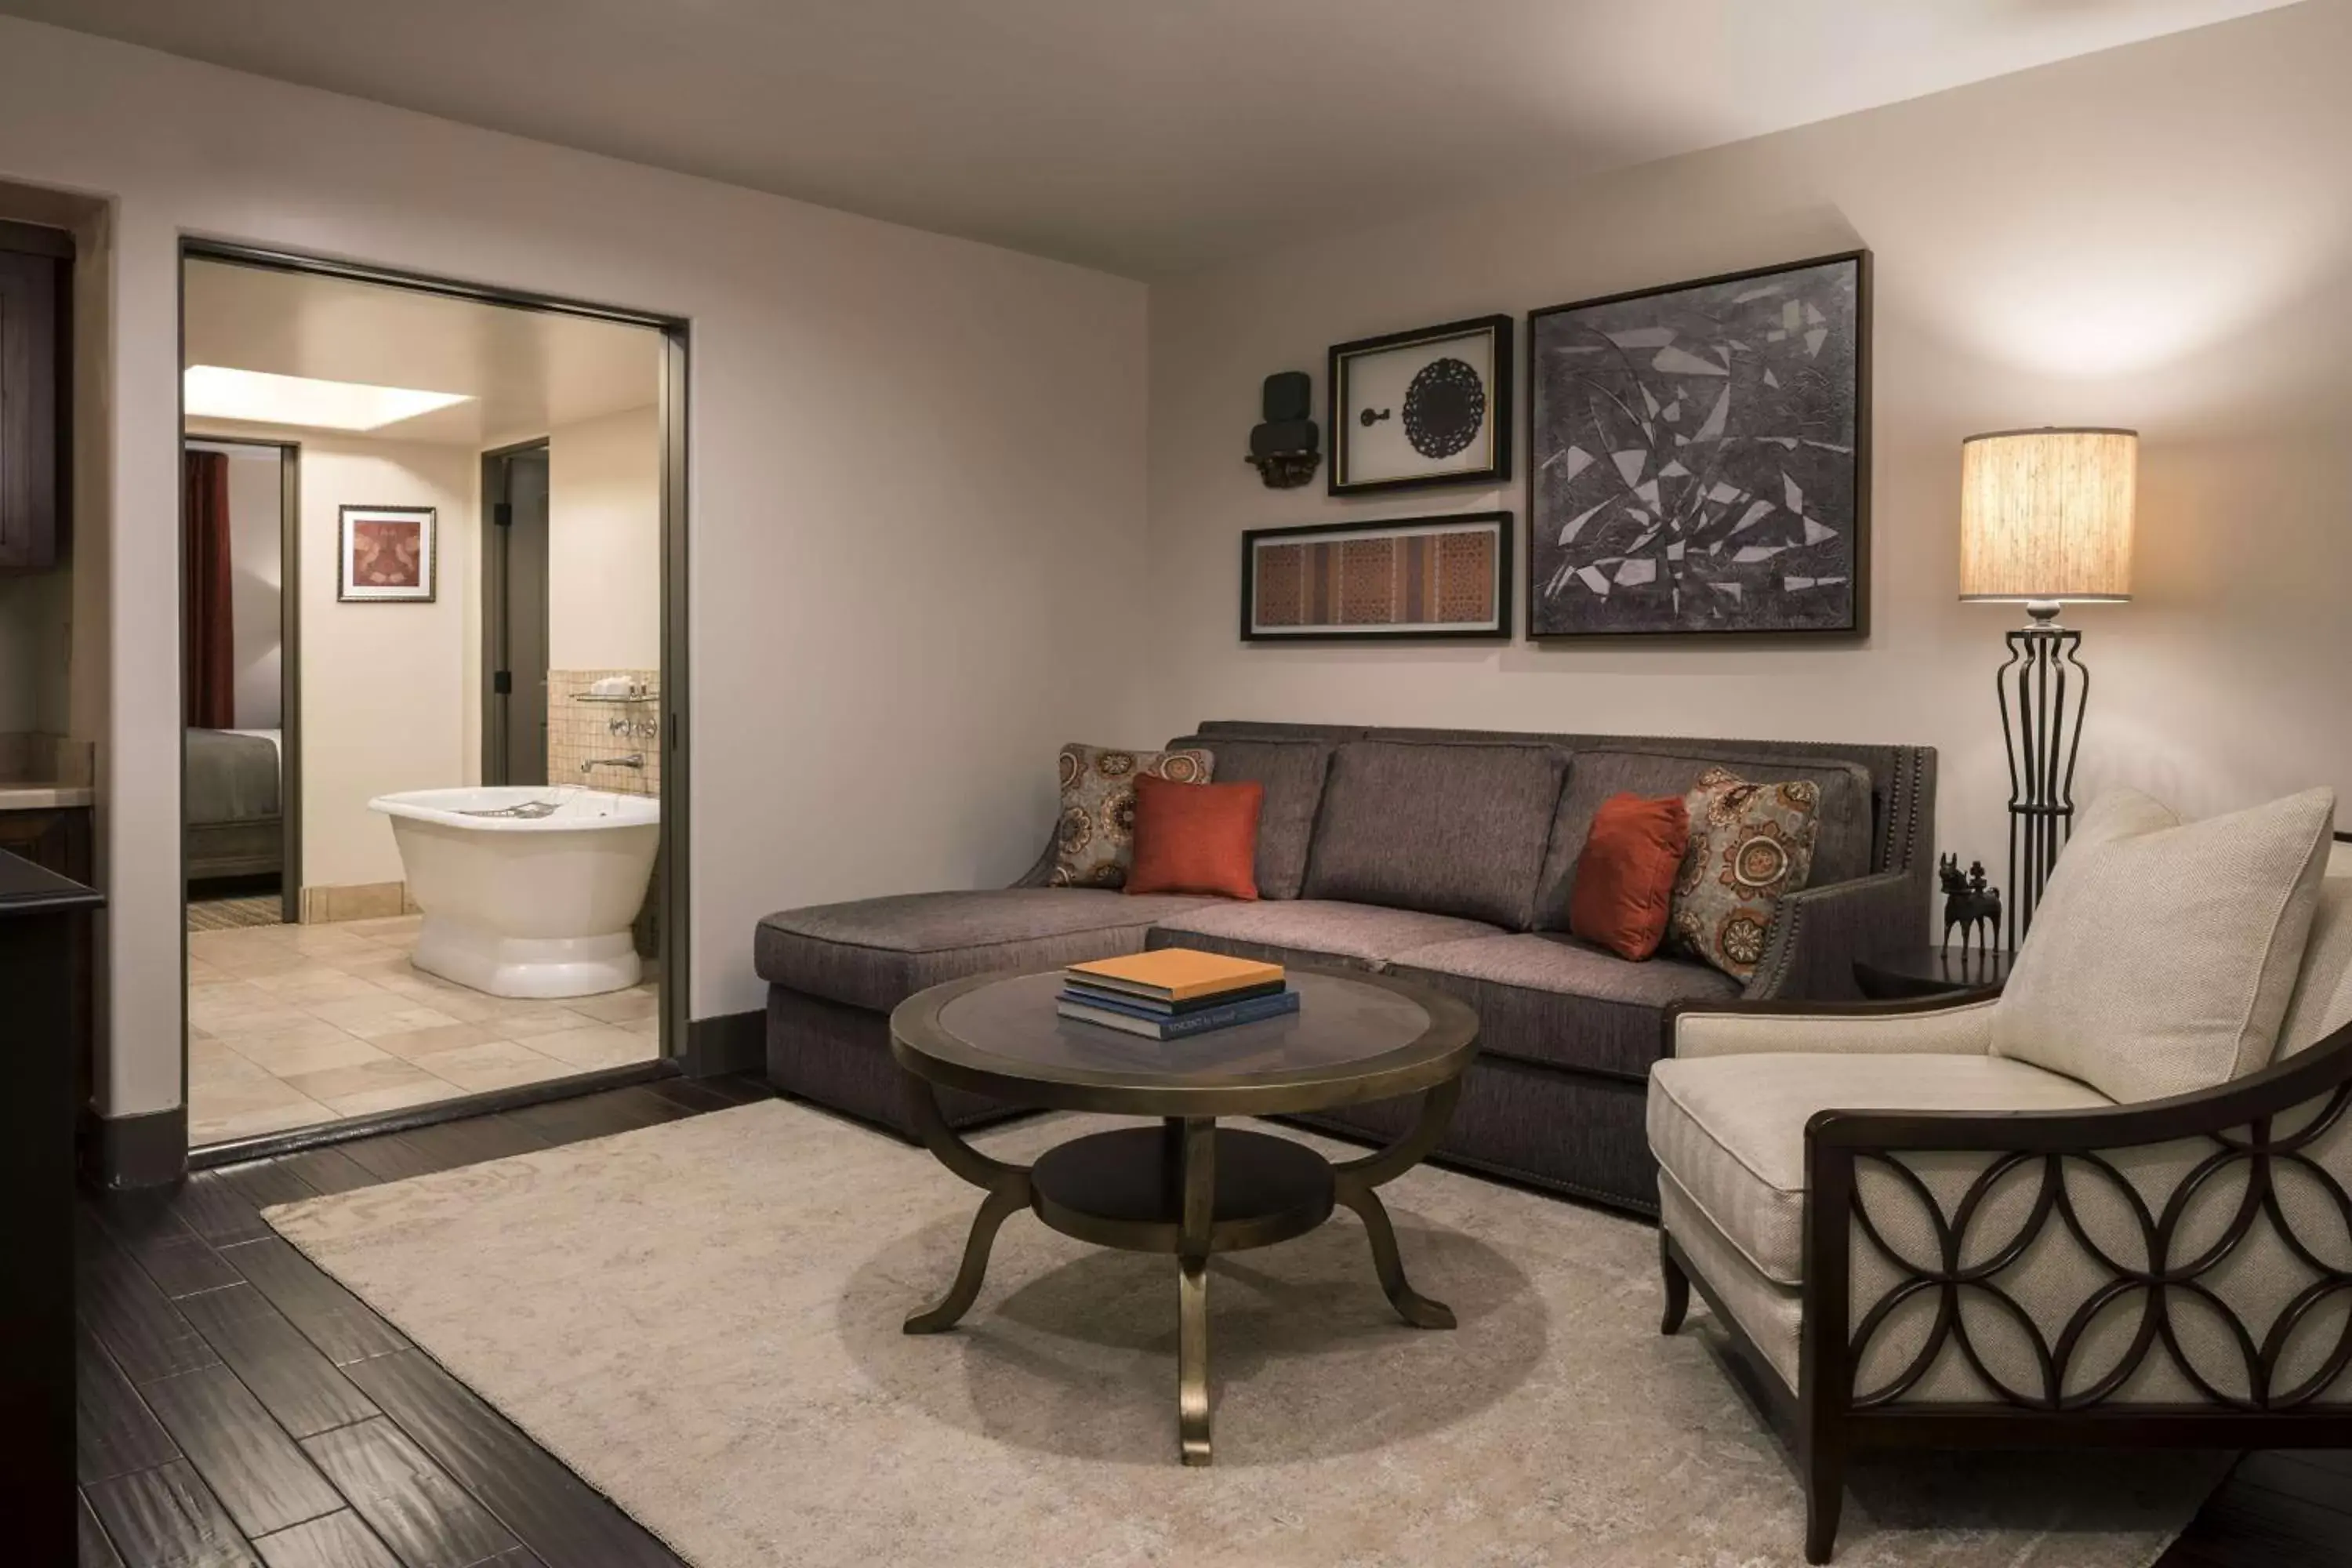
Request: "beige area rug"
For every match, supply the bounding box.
[266,1101,2221,1568]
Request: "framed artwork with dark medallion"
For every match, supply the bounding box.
[1241,511,1512,641]
[1526,252,1868,640]
[338,504,437,603]
[1327,315,1512,495]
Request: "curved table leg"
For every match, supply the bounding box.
[901,1073,1033,1336]
[1329,1078,1461,1330]
[1176,1116,1215,1466]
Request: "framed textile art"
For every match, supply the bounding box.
[338,504,437,603]
[1327,315,1512,495]
[1526,252,1868,639]
[1241,512,1512,641]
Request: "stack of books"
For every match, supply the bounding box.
[1057,949,1298,1040]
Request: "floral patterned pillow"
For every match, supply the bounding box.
[1050,743,1215,887]
[1666,767,1821,982]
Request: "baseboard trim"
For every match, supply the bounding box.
[684,1008,764,1077]
[84,1103,189,1190]
[187,1058,679,1170]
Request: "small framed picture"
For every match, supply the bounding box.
[1242,512,1512,641]
[1327,315,1512,496]
[339,505,437,603]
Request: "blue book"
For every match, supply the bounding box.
[1061,978,1287,1015]
[1055,986,1299,1040]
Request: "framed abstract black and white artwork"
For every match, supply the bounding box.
[1526,252,1869,639]
[1327,314,1512,496]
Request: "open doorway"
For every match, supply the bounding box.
[183,435,298,930]
[481,440,550,787]
[180,249,687,1151]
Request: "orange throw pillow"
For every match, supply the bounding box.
[1569,793,1691,960]
[1125,775,1263,900]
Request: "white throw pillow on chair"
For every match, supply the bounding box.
[1991,786,2338,1102]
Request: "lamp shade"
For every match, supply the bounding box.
[1958,427,2136,602]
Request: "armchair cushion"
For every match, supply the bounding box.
[1992,786,2337,1102]
[1648,1053,2110,1285]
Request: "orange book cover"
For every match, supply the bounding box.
[1065,948,1284,1001]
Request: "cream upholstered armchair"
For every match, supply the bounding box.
[1649,791,2352,1563]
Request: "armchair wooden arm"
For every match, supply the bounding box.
[1664,993,2001,1061]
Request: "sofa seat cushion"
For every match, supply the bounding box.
[755,889,1215,1013]
[1648,1053,2111,1286]
[1145,899,1498,970]
[1387,933,1739,1080]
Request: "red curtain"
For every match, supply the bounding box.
[183,449,236,729]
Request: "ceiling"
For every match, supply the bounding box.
[183,260,661,446]
[10,0,2300,277]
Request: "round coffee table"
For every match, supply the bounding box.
[889,964,1479,1465]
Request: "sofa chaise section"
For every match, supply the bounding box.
[755,888,1214,1134]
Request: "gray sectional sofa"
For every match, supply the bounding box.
[755,720,1936,1214]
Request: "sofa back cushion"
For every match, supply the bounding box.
[2279,869,2352,1058]
[1533,749,1873,930]
[1164,734,1332,900]
[1302,740,1568,928]
[1993,786,2337,1102]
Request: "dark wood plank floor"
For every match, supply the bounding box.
[75,1074,768,1568]
[75,1072,2350,1567]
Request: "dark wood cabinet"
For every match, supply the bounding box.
[0,849,101,1566]
[0,220,72,572]
[0,805,96,1106]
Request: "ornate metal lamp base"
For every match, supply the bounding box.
[901,1077,1462,1464]
[1996,604,2091,949]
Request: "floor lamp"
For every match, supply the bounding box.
[1958,427,2137,950]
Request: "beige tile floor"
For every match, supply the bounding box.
[187,913,660,1145]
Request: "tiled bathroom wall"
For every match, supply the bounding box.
[546,670,661,796]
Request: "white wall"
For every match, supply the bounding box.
[1145,1,2352,876]
[0,16,1150,1119]
[547,405,659,671]
[302,437,474,888]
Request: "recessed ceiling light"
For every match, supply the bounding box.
[183,365,472,431]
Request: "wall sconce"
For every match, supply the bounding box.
[1246,371,1321,488]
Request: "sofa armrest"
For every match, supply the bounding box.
[1008,831,1059,889]
[1664,994,1998,1060]
[1800,1019,2352,1414]
[1741,868,1925,1003]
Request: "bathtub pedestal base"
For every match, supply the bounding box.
[412,916,641,1000]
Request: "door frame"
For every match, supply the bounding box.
[179,433,303,926]
[478,437,551,787]
[176,238,694,1157]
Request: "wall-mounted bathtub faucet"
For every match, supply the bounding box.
[582,753,645,775]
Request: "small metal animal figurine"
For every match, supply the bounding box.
[1940,855,2003,954]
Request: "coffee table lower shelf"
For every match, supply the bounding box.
[898,1084,1462,1465]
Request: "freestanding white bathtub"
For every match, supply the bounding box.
[369,786,661,999]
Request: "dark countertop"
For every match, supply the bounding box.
[0,848,101,917]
